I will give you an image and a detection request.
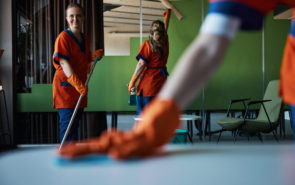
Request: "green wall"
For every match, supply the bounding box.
[17,1,291,112]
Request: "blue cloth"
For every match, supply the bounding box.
[136,54,148,63]
[136,91,155,115]
[147,66,169,77]
[290,20,295,38]
[54,154,139,167]
[290,105,295,141]
[58,108,83,142]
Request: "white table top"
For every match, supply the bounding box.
[1,143,295,185]
[134,114,201,121]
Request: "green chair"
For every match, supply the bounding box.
[217,80,282,142]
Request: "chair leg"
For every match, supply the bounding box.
[257,132,263,142]
[187,120,194,143]
[233,130,238,143]
[217,129,223,143]
[272,130,279,143]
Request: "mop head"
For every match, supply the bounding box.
[54,154,113,166]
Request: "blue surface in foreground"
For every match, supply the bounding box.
[54,154,139,166]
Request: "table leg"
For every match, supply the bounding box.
[187,120,193,143]
[111,112,118,130]
[198,119,203,141]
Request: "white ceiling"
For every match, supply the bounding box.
[104,0,166,36]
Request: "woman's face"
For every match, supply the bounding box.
[66,7,84,31]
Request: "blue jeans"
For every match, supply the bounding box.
[290,105,295,141]
[58,108,83,143]
[136,91,155,115]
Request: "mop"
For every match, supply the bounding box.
[59,55,101,150]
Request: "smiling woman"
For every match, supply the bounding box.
[14,0,105,144]
[52,3,105,144]
[52,3,90,143]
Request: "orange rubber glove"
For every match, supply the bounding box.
[67,73,87,96]
[92,49,104,61]
[59,98,181,160]
[128,74,139,94]
[163,9,171,22]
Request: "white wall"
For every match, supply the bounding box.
[104,27,149,56]
[104,34,131,56]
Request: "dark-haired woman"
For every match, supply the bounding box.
[128,9,171,114]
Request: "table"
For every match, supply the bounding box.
[135,115,202,143]
[1,144,295,185]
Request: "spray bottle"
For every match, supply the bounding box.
[128,87,136,106]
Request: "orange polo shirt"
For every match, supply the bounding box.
[136,39,169,97]
[52,29,92,109]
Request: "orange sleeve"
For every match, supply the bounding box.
[53,32,71,69]
[136,41,151,63]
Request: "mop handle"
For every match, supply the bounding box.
[59,56,99,150]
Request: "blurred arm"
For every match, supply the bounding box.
[158,14,241,108]
[158,33,230,108]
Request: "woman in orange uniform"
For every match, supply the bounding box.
[128,9,171,114]
[60,0,295,159]
[53,3,102,143]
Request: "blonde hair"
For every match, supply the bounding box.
[149,20,167,59]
